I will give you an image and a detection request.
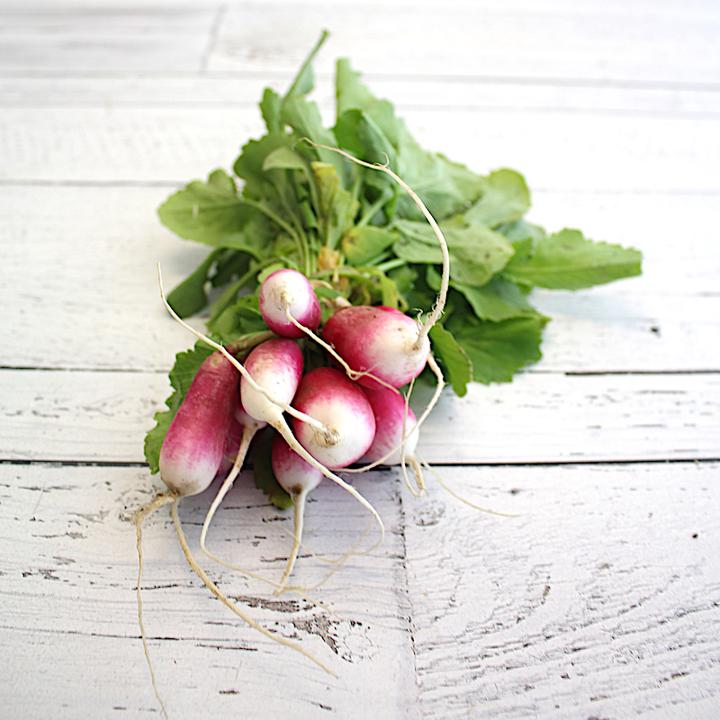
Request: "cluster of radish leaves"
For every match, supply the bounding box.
[146,30,641,507]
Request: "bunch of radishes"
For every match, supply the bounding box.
[159,264,443,589]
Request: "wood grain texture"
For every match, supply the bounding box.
[0,463,415,719]
[404,462,720,719]
[1,462,717,719]
[0,6,216,72]
[3,76,718,115]
[2,105,719,193]
[2,186,718,372]
[208,2,720,86]
[2,369,718,464]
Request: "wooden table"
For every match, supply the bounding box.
[2,2,719,717]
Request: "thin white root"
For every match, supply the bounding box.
[275,488,308,594]
[201,542,343,621]
[419,456,520,518]
[273,417,386,557]
[345,353,445,475]
[304,141,450,343]
[285,307,400,393]
[284,520,375,593]
[134,492,176,720]
[170,499,336,677]
[157,264,330,435]
[200,422,260,552]
[408,456,427,493]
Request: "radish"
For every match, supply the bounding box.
[259,267,396,390]
[323,305,430,388]
[272,435,322,589]
[291,367,376,469]
[258,267,321,338]
[239,339,385,552]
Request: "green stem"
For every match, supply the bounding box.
[357,190,392,228]
[376,258,406,273]
[284,30,330,100]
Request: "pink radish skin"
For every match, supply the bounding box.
[240,338,304,423]
[323,305,430,388]
[159,352,238,497]
[361,384,419,465]
[259,268,321,339]
[272,435,323,496]
[292,367,376,469]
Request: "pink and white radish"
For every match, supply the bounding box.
[258,267,321,338]
[272,435,323,588]
[323,305,430,388]
[291,367,376,469]
[239,339,385,556]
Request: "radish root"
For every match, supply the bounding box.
[170,498,336,677]
[418,456,520,518]
[272,416,385,556]
[275,488,308,594]
[200,421,261,553]
[134,492,176,720]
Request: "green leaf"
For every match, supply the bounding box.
[312,162,359,248]
[429,324,472,397]
[262,146,308,172]
[335,60,484,220]
[393,218,514,286]
[503,228,643,289]
[453,277,534,321]
[158,169,250,246]
[166,249,222,318]
[144,342,214,474]
[260,87,282,133]
[465,169,530,228]
[233,134,292,198]
[342,226,396,265]
[282,96,346,179]
[449,314,547,384]
[251,428,293,509]
[210,249,252,288]
[209,294,268,343]
[334,109,398,168]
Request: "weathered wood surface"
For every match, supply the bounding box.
[2,1,719,718]
[2,369,719,464]
[1,462,717,719]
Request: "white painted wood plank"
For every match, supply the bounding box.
[1,105,718,194]
[2,369,718,463]
[0,463,416,719]
[404,462,720,719]
[2,461,718,718]
[210,3,720,86]
[0,6,216,72]
[2,186,717,372]
[3,76,719,117]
